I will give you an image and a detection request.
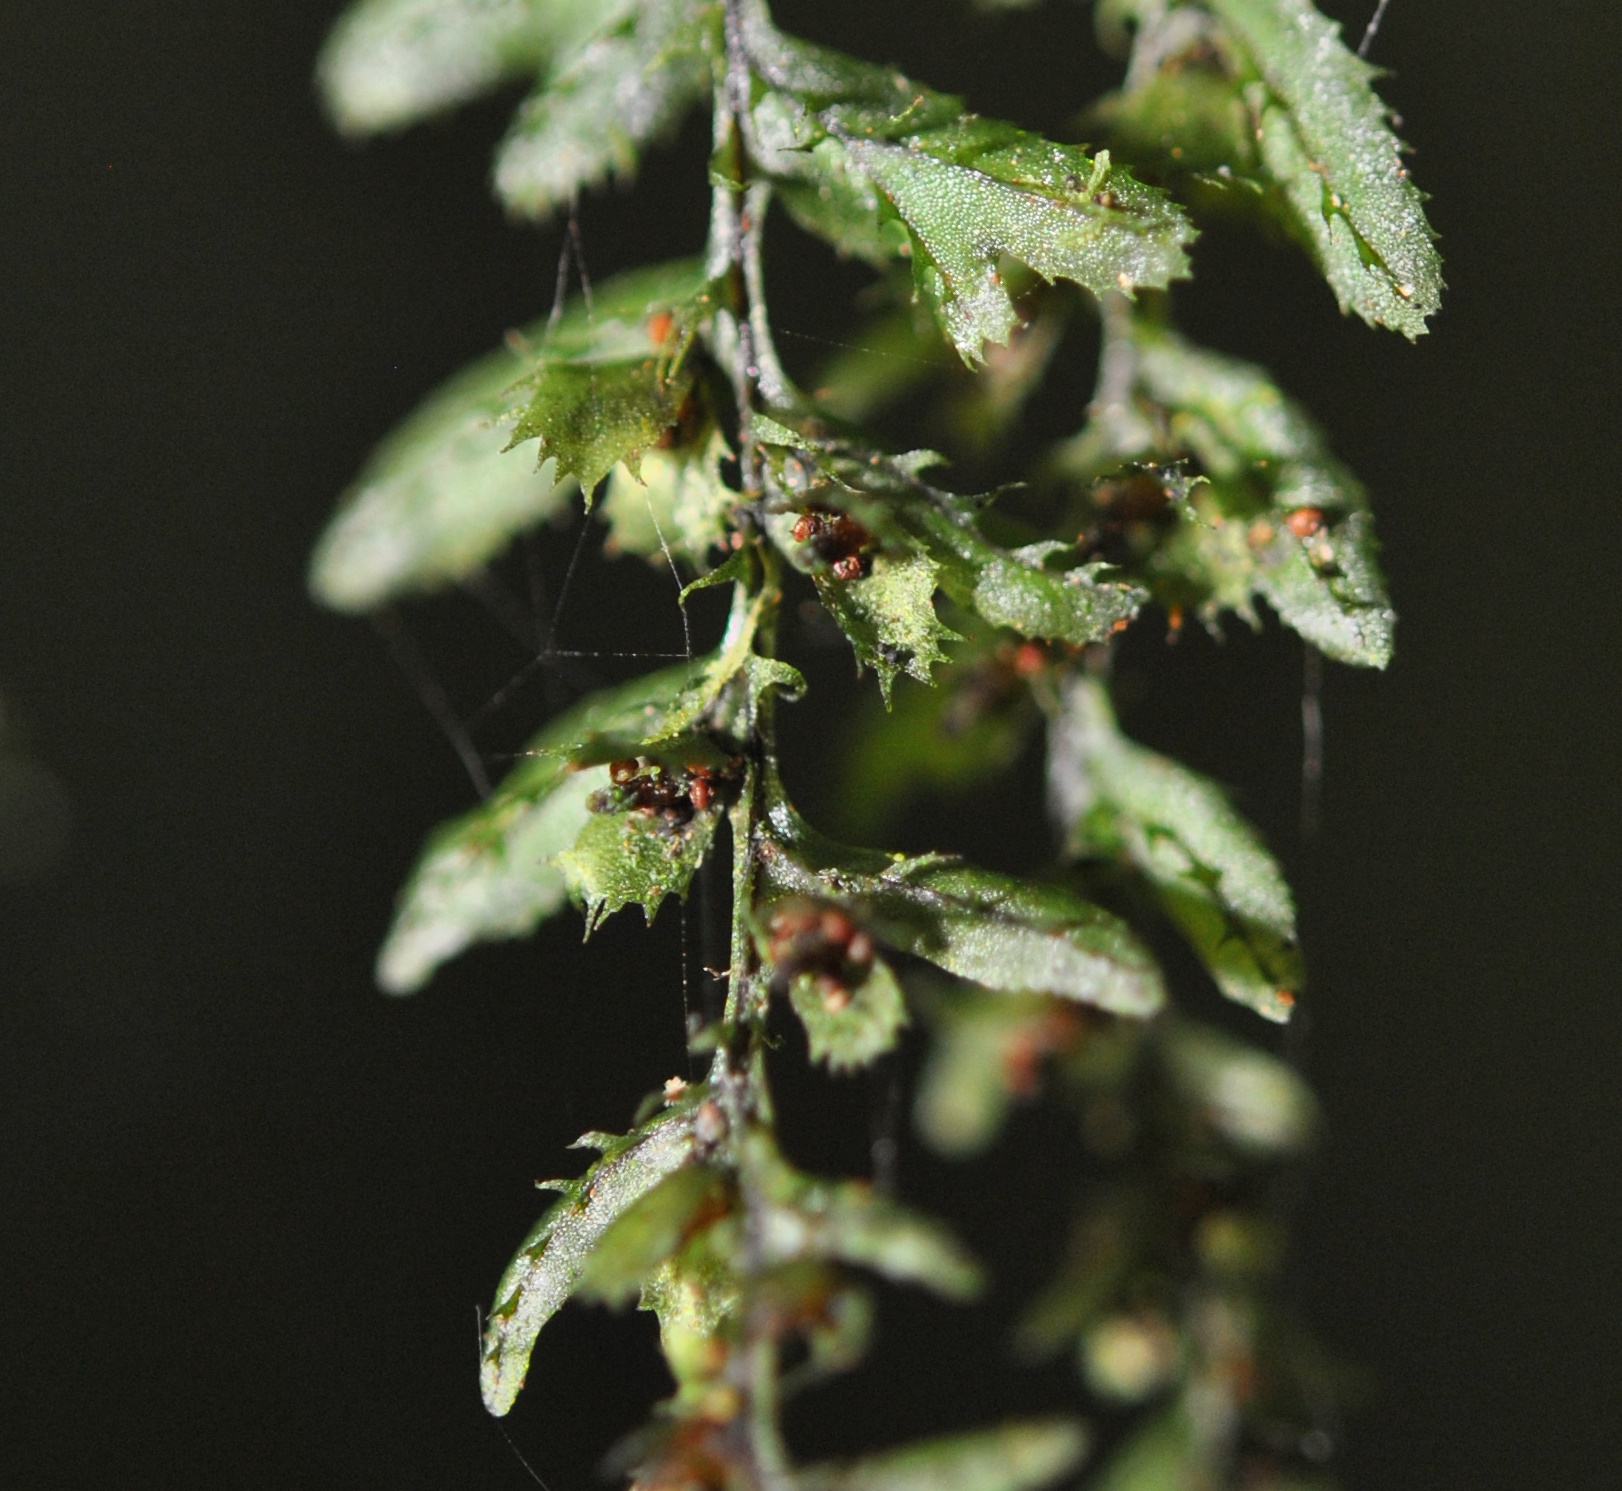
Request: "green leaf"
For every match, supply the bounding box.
[814,552,960,702]
[375,661,704,993]
[494,0,719,219]
[1096,1,1441,336]
[1088,1403,1202,1491]
[1253,509,1393,668]
[746,27,1193,364]
[504,260,716,494]
[755,424,1146,653]
[760,782,1165,1018]
[758,1174,983,1301]
[309,325,572,612]
[638,1247,741,1392]
[843,129,1193,365]
[678,548,751,603]
[1208,0,1442,336]
[574,1162,729,1307]
[947,528,1144,646]
[310,260,715,612]
[913,988,1058,1157]
[557,789,723,933]
[601,430,735,567]
[880,861,1164,1017]
[541,586,798,933]
[377,765,597,994]
[1060,317,1393,667]
[799,1420,1089,1491]
[1159,1020,1316,1156]
[317,0,598,134]
[482,1106,699,1416]
[507,360,691,495]
[787,956,909,1072]
[1051,676,1301,1023]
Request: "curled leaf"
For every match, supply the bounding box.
[558,781,725,934]
[308,328,571,612]
[1096,0,1442,336]
[1060,315,1393,667]
[482,1108,699,1416]
[310,260,715,612]
[813,552,961,703]
[574,1162,730,1307]
[760,779,1165,1018]
[502,261,716,493]
[1050,675,1301,1022]
[494,0,719,219]
[756,423,1146,663]
[841,129,1193,365]
[1211,0,1443,336]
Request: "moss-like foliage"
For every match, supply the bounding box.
[313,0,1437,1484]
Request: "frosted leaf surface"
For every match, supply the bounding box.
[308,326,570,612]
[1209,0,1442,335]
[841,132,1193,364]
[481,1109,698,1415]
[759,786,1165,1018]
[812,552,958,703]
[1060,319,1393,666]
[558,792,723,933]
[318,0,599,133]
[502,260,716,493]
[377,766,596,993]
[752,422,1147,658]
[494,0,719,218]
[1097,0,1442,335]
[1050,676,1300,1022]
[375,662,703,992]
[742,24,1193,363]
[310,260,714,611]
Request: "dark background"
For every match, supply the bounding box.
[3,1,1618,1486]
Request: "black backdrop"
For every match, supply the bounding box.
[3,1,1619,1486]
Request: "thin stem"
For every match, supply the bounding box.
[742,181,791,409]
[1092,292,1139,422]
[707,15,795,1483]
[1359,0,1395,59]
[714,0,764,496]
